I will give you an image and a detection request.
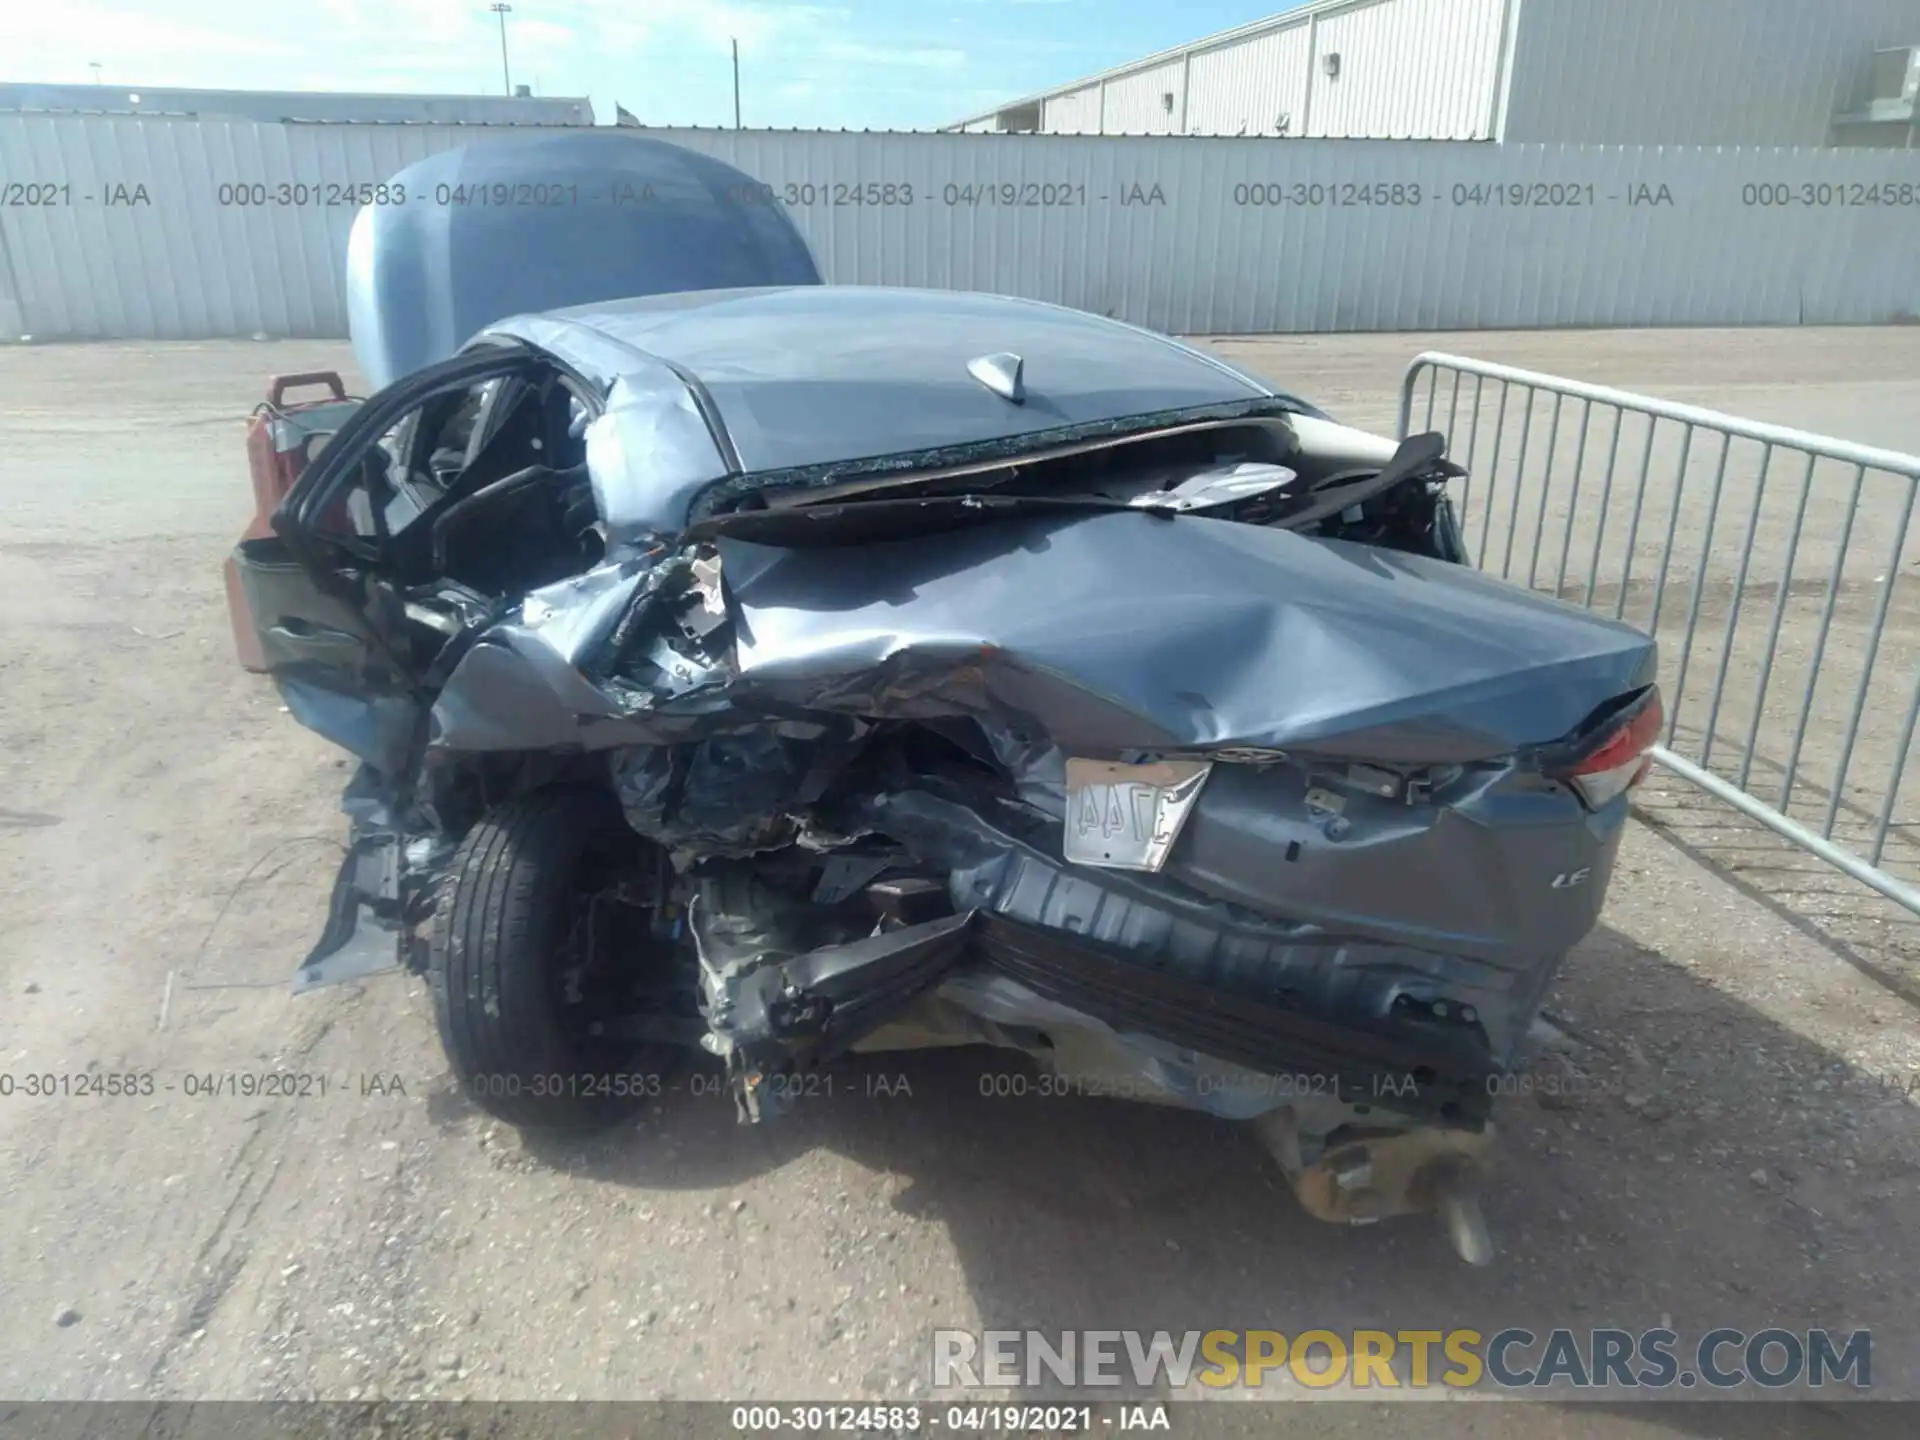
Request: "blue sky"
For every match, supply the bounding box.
[2,0,1301,129]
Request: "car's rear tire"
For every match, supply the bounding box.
[429,783,670,1132]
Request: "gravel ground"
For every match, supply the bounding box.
[1,328,1917,1433]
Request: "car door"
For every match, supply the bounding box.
[230,340,599,771]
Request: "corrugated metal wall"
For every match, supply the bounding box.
[1007,0,1512,139]
[6,116,1920,340]
[0,82,592,126]
[1186,25,1314,138]
[1500,0,1918,145]
[1309,0,1507,139]
[1101,61,1189,137]
[1042,87,1103,135]
[0,115,482,339]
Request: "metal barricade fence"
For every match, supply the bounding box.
[1398,352,1920,915]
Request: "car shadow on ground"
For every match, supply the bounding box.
[516,919,1919,1425]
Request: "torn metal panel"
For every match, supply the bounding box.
[427,555,732,753]
[279,676,418,780]
[721,914,974,1075]
[296,826,414,991]
[294,904,406,993]
[685,864,974,1115]
[611,720,866,855]
[511,559,655,668]
[579,362,733,550]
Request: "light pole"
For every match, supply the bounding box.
[731,38,741,129]
[489,3,513,95]
[89,62,102,84]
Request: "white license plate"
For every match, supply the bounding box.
[1063,758,1213,872]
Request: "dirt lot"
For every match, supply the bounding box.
[2,328,1919,1431]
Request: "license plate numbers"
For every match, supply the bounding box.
[1063,758,1212,872]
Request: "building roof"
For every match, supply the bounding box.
[0,82,591,126]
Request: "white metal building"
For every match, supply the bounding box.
[0,82,593,126]
[946,0,1920,146]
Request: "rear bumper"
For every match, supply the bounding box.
[700,898,1509,1129]
[699,777,1616,1125]
[856,784,1601,1064]
[973,912,1497,1125]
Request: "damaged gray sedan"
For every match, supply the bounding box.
[236,277,1659,1264]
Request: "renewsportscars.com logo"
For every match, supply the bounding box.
[930,1327,1872,1392]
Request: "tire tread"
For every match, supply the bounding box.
[429,784,641,1130]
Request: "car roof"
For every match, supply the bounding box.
[485,286,1281,474]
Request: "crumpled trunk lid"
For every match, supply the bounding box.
[720,508,1657,765]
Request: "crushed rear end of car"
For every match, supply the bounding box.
[231,252,1659,1262]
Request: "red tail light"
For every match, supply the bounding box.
[1553,689,1662,809]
